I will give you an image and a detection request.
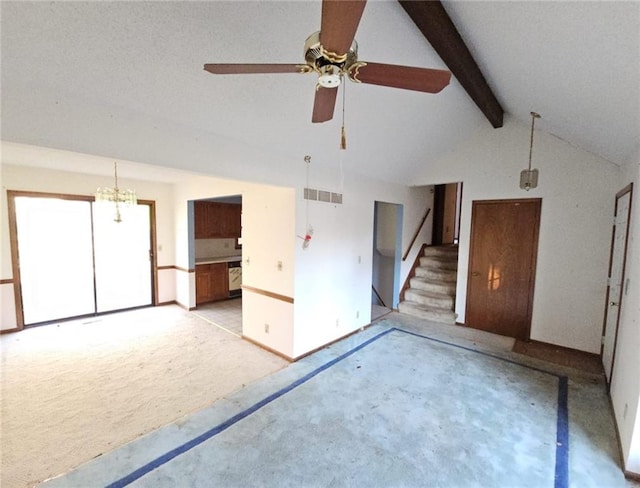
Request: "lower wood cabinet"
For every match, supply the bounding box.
[195,263,228,304]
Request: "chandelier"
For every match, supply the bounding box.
[95,162,137,222]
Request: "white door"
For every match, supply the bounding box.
[93,203,153,313]
[602,186,632,382]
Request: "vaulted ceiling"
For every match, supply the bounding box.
[1,1,638,184]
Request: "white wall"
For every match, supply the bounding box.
[172,175,297,357]
[292,169,431,358]
[609,157,640,474]
[0,163,175,330]
[412,116,621,353]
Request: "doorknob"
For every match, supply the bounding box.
[609,301,618,307]
[471,272,480,277]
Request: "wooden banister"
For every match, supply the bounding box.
[402,207,431,261]
[372,285,386,308]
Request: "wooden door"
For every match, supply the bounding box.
[465,199,541,340]
[442,183,458,244]
[601,184,633,383]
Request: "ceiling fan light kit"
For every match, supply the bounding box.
[203,0,452,127]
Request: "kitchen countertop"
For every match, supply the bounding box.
[195,255,242,265]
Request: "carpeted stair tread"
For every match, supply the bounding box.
[398,301,456,325]
[422,246,459,257]
[409,277,457,294]
[414,267,457,282]
[405,288,455,308]
[419,256,458,270]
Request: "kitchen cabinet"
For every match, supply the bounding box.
[195,263,228,304]
[194,202,241,239]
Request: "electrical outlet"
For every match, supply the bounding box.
[277,261,283,271]
[264,323,269,334]
[336,319,340,328]
[358,255,361,264]
[356,310,360,319]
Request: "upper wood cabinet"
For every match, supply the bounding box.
[194,202,241,239]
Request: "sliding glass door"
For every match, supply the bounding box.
[13,194,153,326]
[93,203,152,313]
[15,197,96,324]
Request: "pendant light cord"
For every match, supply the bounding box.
[528,112,540,171]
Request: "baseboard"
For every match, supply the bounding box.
[606,393,628,477]
[157,300,177,306]
[242,336,294,362]
[0,327,20,335]
[625,470,640,482]
[173,301,196,311]
[522,338,601,360]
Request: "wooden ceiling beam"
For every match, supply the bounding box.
[398,0,504,128]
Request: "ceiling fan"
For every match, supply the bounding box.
[203,0,452,123]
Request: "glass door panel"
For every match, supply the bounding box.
[15,197,96,325]
[92,203,153,313]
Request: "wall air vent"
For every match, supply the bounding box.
[304,187,343,205]
[304,187,318,201]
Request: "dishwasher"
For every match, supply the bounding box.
[228,261,242,298]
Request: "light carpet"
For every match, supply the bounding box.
[0,305,287,488]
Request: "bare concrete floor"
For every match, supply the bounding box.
[42,313,632,488]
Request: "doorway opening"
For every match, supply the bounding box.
[432,182,463,245]
[8,191,155,328]
[372,201,403,320]
[189,195,243,336]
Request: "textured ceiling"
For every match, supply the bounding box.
[1,1,638,184]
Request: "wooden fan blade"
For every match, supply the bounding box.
[320,0,367,56]
[312,86,338,123]
[351,62,451,93]
[204,64,304,75]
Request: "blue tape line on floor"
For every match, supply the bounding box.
[106,326,569,488]
[555,376,569,488]
[393,327,564,377]
[105,328,394,488]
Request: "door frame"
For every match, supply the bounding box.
[600,183,633,386]
[372,201,403,309]
[7,190,158,329]
[465,198,542,340]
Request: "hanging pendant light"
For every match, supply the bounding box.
[95,162,137,222]
[520,111,541,191]
[339,76,347,151]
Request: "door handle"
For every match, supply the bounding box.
[471,272,480,277]
[609,301,618,307]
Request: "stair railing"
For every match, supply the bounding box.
[372,285,387,308]
[402,207,431,261]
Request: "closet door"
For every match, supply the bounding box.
[15,197,96,325]
[92,203,153,313]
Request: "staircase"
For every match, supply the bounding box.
[398,245,458,325]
